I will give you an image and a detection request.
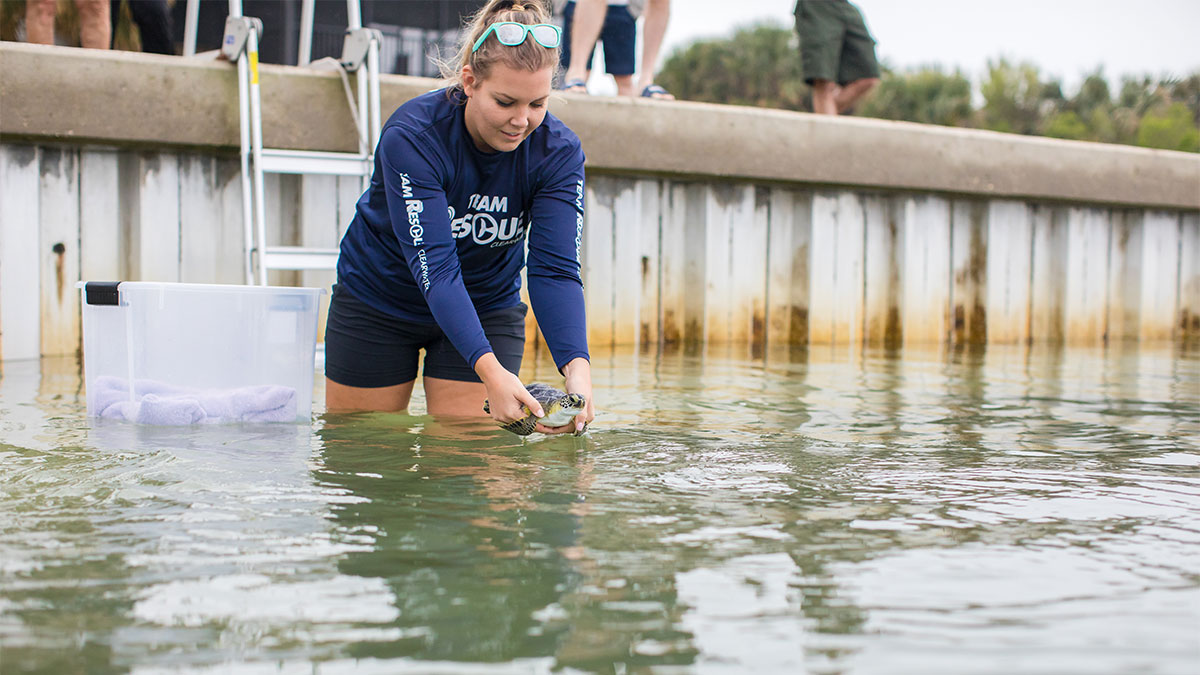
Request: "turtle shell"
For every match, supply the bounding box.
[484,383,587,436]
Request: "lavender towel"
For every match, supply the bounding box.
[93,376,298,424]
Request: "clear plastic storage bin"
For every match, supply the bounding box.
[79,282,323,424]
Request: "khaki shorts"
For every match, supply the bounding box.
[795,0,880,86]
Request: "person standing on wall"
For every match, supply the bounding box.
[559,0,674,99]
[559,0,637,95]
[25,0,111,49]
[795,0,879,114]
[325,0,595,436]
[634,0,673,99]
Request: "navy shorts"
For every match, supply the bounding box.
[324,284,526,388]
[560,2,636,76]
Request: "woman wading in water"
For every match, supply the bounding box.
[324,0,593,435]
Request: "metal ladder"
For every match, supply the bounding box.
[192,0,382,285]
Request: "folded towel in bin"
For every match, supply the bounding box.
[93,376,298,424]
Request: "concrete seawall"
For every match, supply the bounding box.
[2,42,1198,360]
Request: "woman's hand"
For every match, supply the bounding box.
[537,357,594,436]
[475,354,543,425]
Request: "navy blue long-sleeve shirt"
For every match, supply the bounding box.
[336,88,589,372]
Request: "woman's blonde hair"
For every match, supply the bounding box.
[440,0,560,90]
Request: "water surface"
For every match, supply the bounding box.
[1,344,1198,674]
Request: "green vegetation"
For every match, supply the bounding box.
[657,23,1200,153]
[655,24,809,111]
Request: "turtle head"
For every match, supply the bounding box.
[563,393,586,411]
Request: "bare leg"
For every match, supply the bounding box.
[636,0,673,98]
[75,0,111,49]
[612,73,634,97]
[423,376,490,418]
[834,77,879,113]
[565,0,606,88]
[325,378,415,413]
[25,0,57,45]
[811,78,839,115]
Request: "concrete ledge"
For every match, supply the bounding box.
[3,42,1198,209]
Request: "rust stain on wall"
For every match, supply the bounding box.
[971,302,987,343]
[52,242,66,302]
[1181,309,1199,333]
[790,306,808,345]
[884,306,902,348]
[684,318,704,347]
[953,202,989,344]
[662,309,681,344]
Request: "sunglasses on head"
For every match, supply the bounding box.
[471,22,562,53]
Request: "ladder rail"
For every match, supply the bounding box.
[263,247,341,271]
[348,0,370,192]
[298,0,315,66]
[247,27,269,287]
[183,0,199,56]
[237,53,255,285]
[221,0,379,285]
[260,149,370,176]
[356,67,370,193]
[368,34,382,153]
[227,0,255,285]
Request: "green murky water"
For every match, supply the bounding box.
[1,344,1198,674]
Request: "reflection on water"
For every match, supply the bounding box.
[1,344,1198,673]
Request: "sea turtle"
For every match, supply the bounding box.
[483,383,587,436]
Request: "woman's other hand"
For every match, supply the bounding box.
[537,357,593,435]
[476,353,543,424]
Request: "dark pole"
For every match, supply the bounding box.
[282,0,297,66]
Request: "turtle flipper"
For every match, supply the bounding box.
[502,415,538,436]
[486,401,538,436]
[487,386,584,436]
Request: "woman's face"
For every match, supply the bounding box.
[462,62,554,153]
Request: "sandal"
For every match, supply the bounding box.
[640,83,674,100]
[562,78,588,94]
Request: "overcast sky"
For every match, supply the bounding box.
[653,0,1200,89]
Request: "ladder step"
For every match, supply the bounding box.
[262,246,340,271]
[260,148,370,176]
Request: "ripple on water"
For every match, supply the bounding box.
[0,345,1197,673]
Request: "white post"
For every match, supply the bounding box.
[298,0,315,65]
[183,0,200,56]
[237,53,254,285]
[368,35,381,151]
[228,0,256,284]
[348,1,370,191]
[247,26,269,286]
